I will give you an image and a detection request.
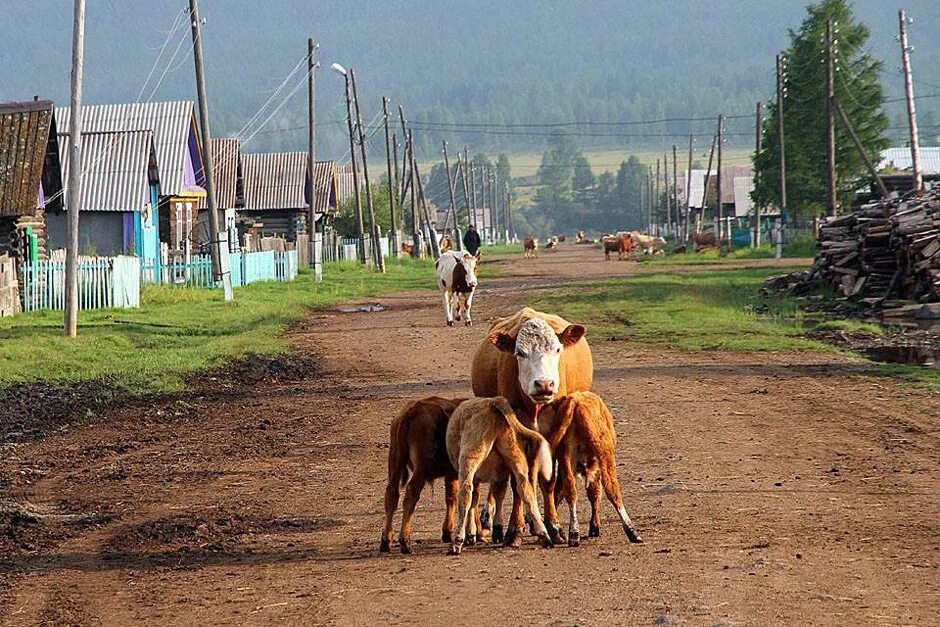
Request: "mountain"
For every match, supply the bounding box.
[3,0,939,161]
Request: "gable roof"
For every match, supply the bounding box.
[241,152,309,211]
[58,130,158,212]
[56,101,201,197]
[880,146,940,175]
[200,138,242,210]
[0,100,62,217]
[312,160,338,215]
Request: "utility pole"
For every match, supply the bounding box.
[825,18,838,216]
[835,99,889,198]
[647,166,653,234]
[504,181,512,241]
[753,102,763,248]
[189,0,232,300]
[342,73,366,265]
[307,38,322,280]
[64,0,86,337]
[442,140,461,249]
[458,152,472,228]
[701,133,717,234]
[383,98,399,257]
[685,134,693,243]
[397,105,410,207]
[899,9,923,191]
[672,145,678,238]
[392,133,401,203]
[663,152,671,237]
[469,162,478,229]
[716,114,724,242]
[414,158,441,259]
[407,130,420,257]
[349,70,384,272]
[655,158,660,236]
[777,54,788,222]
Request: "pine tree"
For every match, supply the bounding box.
[753,0,888,216]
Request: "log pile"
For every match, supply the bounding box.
[813,188,940,303]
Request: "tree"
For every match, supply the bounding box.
[333,183,393,237]
[753,0,888,217]
[615,156,648,230]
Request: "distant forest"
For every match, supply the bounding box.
[3,0,940,161]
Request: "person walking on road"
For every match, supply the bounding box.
[463,224,481,255]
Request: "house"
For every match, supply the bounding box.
[56,101,206,259]
[240,152,310,248]
[0,100,63,265]
[336,163,361,202]
[46,130,160,264]
[677,165,758,219]
[312,160,339,223]
[199,137,244,251]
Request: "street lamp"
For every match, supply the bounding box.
[332,63,366,264]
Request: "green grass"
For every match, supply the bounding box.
[0,259,441,393]
[640,237,817,266]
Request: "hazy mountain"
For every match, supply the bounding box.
[2,1,938,160]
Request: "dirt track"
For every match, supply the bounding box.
[1,246,937,626]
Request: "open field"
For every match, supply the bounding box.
[1,244,938,625]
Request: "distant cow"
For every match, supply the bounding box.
[545,236,558,252]
[630,232,666,255]
[602,233,636,261]
[440,234,454,252]
[436,250,480,326]
[539,392,643,546]
[445,396,554,555]
[401,242,415,256]
[693,231,718,252]
[380,396,467,554]
[557,235,567,243]
[523,236,539,258]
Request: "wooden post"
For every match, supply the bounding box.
[307,38,323,279]
[64,0,86,337]
[834,98,889,198]
[342,74,366,264]
[777,54,788,221]
[383,97,399,257]
[469,161,478,228]
[825,18,838,216]
[392,132,401,205]
[754,101,763,247]
[442,140,462,249]
[684,134,693,243]
[397,105,410,207]
[654,158,660,235]
[663,152,671,237]
[414,157,440,259]
[716,114,724,242]
[647,166,653,234]
[407,130,420,258]
[504,182,512,241]
[899,9,923,191]
[701,133,717,234]
[350,70,384,272]
[672,145,678,238]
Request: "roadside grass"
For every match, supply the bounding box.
[0,258,441,393]
[641,236,818,265]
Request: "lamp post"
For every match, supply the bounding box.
[331,63,366,265]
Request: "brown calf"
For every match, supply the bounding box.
[381,396,467,554]
[539,391,643,546]
[445,397,554,555]
[523,236,539,258]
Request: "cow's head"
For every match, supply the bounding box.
[456,251,479,290]
[489,318,586,404]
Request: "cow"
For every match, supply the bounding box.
[401,242,415,256]
[544,236,558,252]
[380,396,467,554]
[538,392,643,546]
[630,232,666,255]
[445,396,554,555]
[523,236,539,258]
[693,231,719,253]
[435,250,480,327]
[602,236,620,261]
[557,235,567,243]
[470,308,592,543]
[576,230,595,245]
[440,234,455,252]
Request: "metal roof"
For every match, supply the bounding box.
[678,166,753,209]
[56,101,201,197]
[312,160,338,215]
[0,100,61,217]
[880,146,940,175]
[241,152,309,211]
[199,137,242,210]
[58,130,158,212]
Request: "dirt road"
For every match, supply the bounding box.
[1,246,937,626]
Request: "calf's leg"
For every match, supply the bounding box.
[488,480,507,543]
[380,474,402,552]
[398,472,427,554]
[442,477,458,543]
[600,461,643,543]
[586,475,602,537]
[451,442,490,556]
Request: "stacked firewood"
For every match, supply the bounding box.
[812,188,940,303]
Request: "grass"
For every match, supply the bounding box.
[0,259,442,393]
[639,235,818,265]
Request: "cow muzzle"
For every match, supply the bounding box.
[530,379,556,402]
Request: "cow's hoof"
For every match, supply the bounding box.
[441,529,452,543]
[448,542,463,556]
[400,539,413,554]
[625,526,643,544]
[547,525,565,546]
[379,538,391,553]
[466,534,478,546]
[568,532,581,547]
[465,319,472,327]
[525,516,537,536]
[446,321,454,327]
[538,533,554,549]
[480,506,491,530]
[503,526,522,548]
[589,522,601,538]
[491,523,503,544]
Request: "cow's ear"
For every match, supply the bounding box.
[475,251,482,263]
[489,331,516,353]
[557,324,586,347]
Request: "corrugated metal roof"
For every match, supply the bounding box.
[199,138,241,210]
[56,101,200,197]
[677,166,753,209]
[733,175,754,217]
[58,130,158,212]
[880,146,940,175]
[0,100,57,217]
[312,160,338,215]
[242,152,309,211]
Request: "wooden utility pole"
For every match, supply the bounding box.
[392,133,401,202]
[414,158,441,259]
[825,18,838,216]
[899,9,923,191]
[647,166,653,234]
[189,0,232,299]
[654,158,660,235]
[504,182,512,240]
[349,70,384,272]
[716,114,724,242]
[64,0,86,337]
[397,105,410,207]
[663,152,671,237]
[307,38,322,279]
[383,98,399,256]
[701,133,717,234]
[685,134,693,243]
[469,162,478,228]
[407,130,420,257]
[672,145,679,237]
[753,101,763,247]
[342,74,366,264]
[442,140,462,248]
[777,54,788,220]
[834,99,889,198]
[458,152,472,228]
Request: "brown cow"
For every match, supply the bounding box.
[445,397,554,555]
[470,308,592,543]
[602,236,620,261]
[401,242,415,256]
[539,392,643,546]
[523,236,539,258]
[440,234,454,252]
[380,396,467,554]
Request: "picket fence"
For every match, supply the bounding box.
[21,256,140,313]
[140,250,298,288]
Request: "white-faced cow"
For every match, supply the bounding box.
[523,236,539,258]
[435,250,480,327]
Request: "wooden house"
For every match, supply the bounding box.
[0,100,63,265]
[46,130,160,264]
[199,137,244,251]
[240,152,310,248]
[312,160,339,224]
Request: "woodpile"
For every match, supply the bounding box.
[812,189,940,303]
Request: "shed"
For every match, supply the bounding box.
[240,152,310,245]
[0,99,63,264]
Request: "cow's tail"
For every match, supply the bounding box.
[493,398,553,482]
[388,406,412,489]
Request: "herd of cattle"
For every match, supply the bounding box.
[522,231,666,260]
[381,306,643,556]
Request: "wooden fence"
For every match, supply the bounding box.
[140,250,298,288]
[21,256,140,312]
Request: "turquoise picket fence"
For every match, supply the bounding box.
[140,250,297,289]
[21,256,140,312]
